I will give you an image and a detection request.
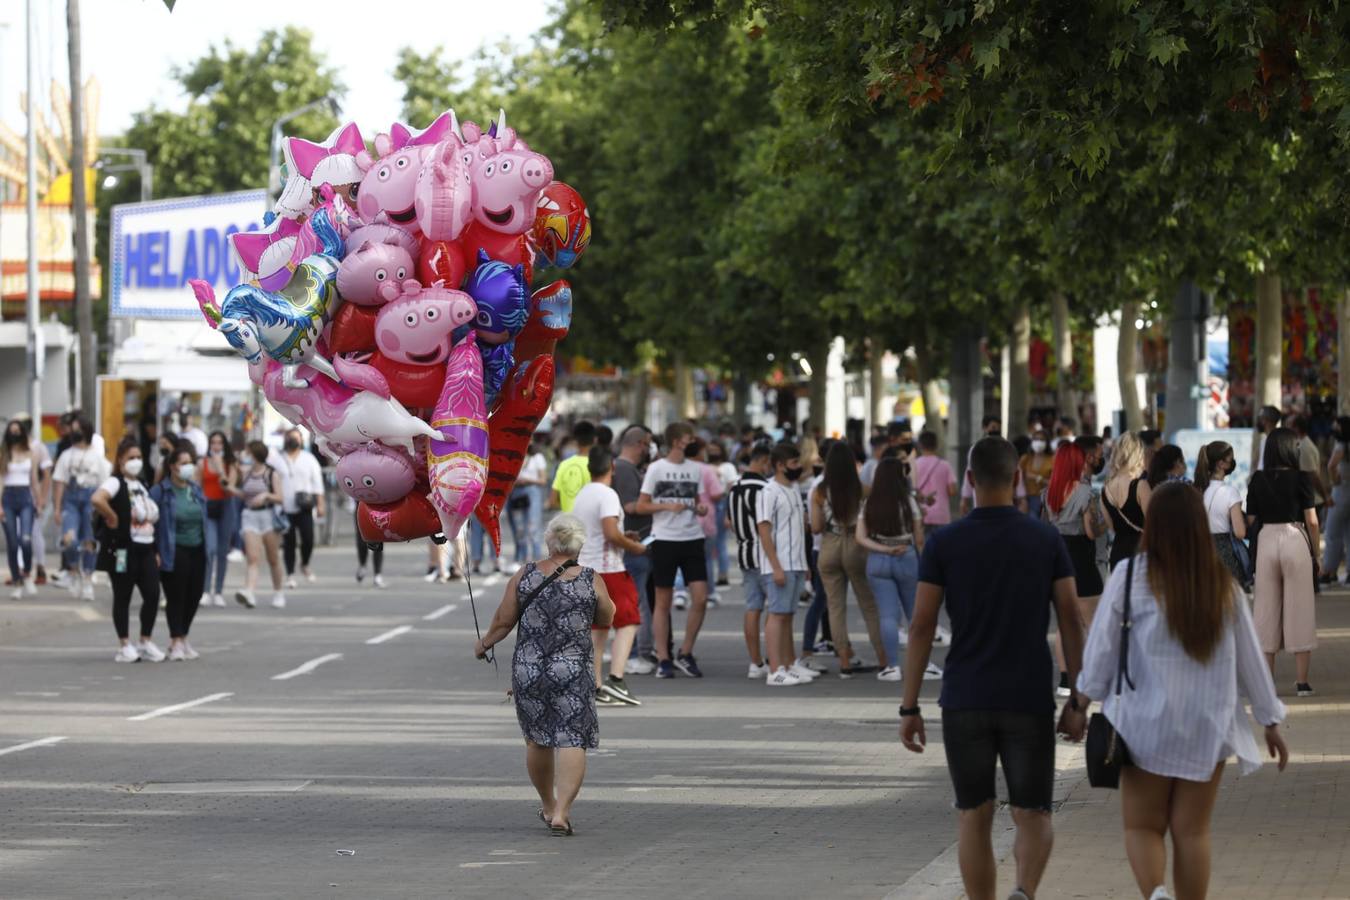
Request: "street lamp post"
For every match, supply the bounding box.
[24,0,41,429]
[268,98,339,204]
[99,148,153,202]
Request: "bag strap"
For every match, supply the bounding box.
[516,559,578,622]
[1114,554,1136,695]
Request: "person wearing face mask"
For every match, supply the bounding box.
[757,442,814,686]
[201,431,240,607]
[1196,440,1251,588]
[1020,429,1055,520]
[237,441,288,609]
[151,445,208,661]
[51,415,109,601]
[1,418,42,598]
[1320,417,1350,585]
[91,437,164,662]
[271,428,326,588]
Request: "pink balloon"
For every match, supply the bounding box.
[374,281,477,366]
[427,332,488,541]
[336,442,416,504]
[336,239,414,306]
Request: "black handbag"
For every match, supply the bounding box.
[1085,554,1135,789]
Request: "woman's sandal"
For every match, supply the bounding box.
[538,808,549,827]
[549,820,574,837]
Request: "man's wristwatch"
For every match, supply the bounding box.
[898,704,921,717]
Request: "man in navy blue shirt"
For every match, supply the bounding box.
[901,436,1087,900]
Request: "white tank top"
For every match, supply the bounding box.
[5,457,32,487]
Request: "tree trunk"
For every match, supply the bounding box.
[807,341,829,434]
[732,371,751,428]
[628,368,649,425]
[68,0,95,411]
[1118,300,1143,431]
[915,342,944,454]
[673,357,696,420]
[1008,304,1030,436]
[868,339,886,429]
[1253,271,1282,470]
[1052,291,1076,423]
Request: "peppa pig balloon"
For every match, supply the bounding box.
[533,181,591,269]
[427,332,489,542]
[346,220,420,258]
[465,120,553,235]
[375,280,477,366]
[356,112,458,227]
[336,442,416,505]
[337,239,414,305]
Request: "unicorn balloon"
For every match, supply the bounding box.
[426,333,489,541]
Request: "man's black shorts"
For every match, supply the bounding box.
[650,538,707,589]
[941,708,1055,811]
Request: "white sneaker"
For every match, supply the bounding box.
[923,662,944,681]
[897,627,909,647]
[625,657,656,675]
[81,582,95,602]
[673,590,689,610]
[747,662,770,679]
[137,639,166,662]
[66,573,82,597]
[9,586,22,600]
[212,593,226,607]
[766,667,804,686]
[877,666,902,682]
[182,641,200,660]
[271,593,287,609]
[49,569,68,586]
[168,644,188,662]
[114,644,140,663]
[305,570,317,583]
[355,566,367,583]
[933,625,952,646]
[602,650,612,663]
[285,576,297,590]
[235,589,256,609]
[227,549,245,563]
[23,576,36,596]
[373,574,387,588]
[1148,888,1175,900]
[423,568,439,583]
[789,661,820,681]
[799,656,828,673]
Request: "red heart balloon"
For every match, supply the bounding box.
[369,352,447,410]
[417,239,468,290]
[357,493,442,543]
[328,303,379,355]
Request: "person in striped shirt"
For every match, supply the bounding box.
[729,444,772,677]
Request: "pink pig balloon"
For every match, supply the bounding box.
[415,140,474,242]
[336,239,414,305]
[465,111,553,235]
[336,442,416,504]
[374,280,478,365]
[355,112,460,228]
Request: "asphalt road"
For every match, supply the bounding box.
[0,543,968,900]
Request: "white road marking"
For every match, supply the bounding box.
[127,692,233,722]
[423,604,457,621]
[366,625,413,645]
[271,653,343,681]
[0,736,67,757]
[459,861,537,869]
[14,691,61,697]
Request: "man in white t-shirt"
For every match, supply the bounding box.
[756,442,815,687]
[636,422,711,679]
[572,446,647,706]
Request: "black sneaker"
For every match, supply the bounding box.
[602,675,642,706]
[715,575,729,587]
[674,653,703,678]
[1057,671,1072,698]
[655,660,675,679]
[595,688,621,706]
[1296,682,1315,697]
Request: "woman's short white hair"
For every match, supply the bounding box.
[544,514,586,557]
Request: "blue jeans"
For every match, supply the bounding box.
[624,550,653,657]
[3,486,35,582]
[525,484,546,560]
[866,547,919,669]
[801,547,831,652]
[1323,484,1350,576]
[204,497,239,594]
[60,483,97,573]
[505,487,530,563]
[469,516,497,567]
[712,496,731,580]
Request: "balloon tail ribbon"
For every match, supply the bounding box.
[465,569,497,676]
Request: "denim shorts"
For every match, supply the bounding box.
[743,567,767,611]
[760,570,805,615]
[940,708,1056,811]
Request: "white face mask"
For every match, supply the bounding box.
[1030,440,1047,454]
[178,464,197,482]
[123,458,144,478]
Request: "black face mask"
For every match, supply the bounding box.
[783,466,803,482]
[4,432,22,446]
[897,442,914,455]
[284,439,300,452]
[1092,458,1106,475]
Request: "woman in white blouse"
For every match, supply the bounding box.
[1079,483,1288,900]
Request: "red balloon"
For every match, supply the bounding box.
[460,221,532,284]
[474,354,555,552]
[327,303,379,355]
[357,493,442,543]
[532,181,590,269]
[514,280,571,365]
[369,352,447,410]
[417,239,468,290]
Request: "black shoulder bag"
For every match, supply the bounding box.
[1085,554,1135,789]
[516,559,578,622]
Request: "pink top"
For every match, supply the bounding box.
[698,462,723,537]
[911,455,955,525]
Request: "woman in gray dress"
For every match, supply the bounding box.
[476,514,615,836]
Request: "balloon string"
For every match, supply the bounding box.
[465,567,497,675]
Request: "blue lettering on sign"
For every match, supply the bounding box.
[202,228,222,284]
[179,229,199,285]
[143,232,163,288]
[161,230,178,285]
[123,234,144,287]
[223,225,241,286]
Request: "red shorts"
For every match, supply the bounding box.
[598,570,640,629]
